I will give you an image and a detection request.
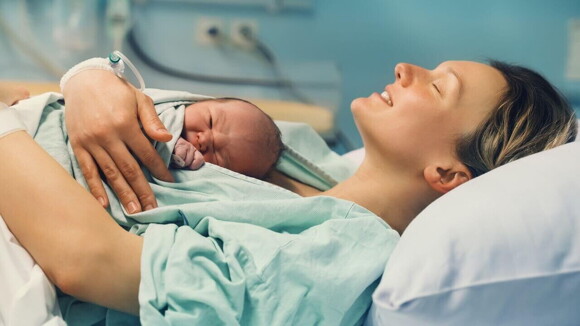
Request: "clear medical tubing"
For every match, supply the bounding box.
[109,50,146,91]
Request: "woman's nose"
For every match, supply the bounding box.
[394,63,413,87]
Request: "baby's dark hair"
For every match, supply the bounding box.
[216,97,284,179]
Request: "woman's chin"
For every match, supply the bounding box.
[350,97,366,113]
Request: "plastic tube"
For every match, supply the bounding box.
[109,50,145,91]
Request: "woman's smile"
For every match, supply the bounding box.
[371,92,391,107]
[381,86,393,106]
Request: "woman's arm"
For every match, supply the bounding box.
[63,70,174,213]
[0,130,142,315]
[0,82,29,106]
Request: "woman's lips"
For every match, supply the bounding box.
[380,88,393,106]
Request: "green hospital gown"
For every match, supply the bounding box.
[12,90,400,326]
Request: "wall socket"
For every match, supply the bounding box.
[230,19,259,48]
[195,17,225,45]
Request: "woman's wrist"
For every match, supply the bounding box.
[60,57,116,93]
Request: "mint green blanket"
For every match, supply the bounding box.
[13,90,399,326]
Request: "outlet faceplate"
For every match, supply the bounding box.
[195,17,225,45]
[230,19,259,48]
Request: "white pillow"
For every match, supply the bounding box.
[366,140,580,325]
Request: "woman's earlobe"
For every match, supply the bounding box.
[423,165,472,194]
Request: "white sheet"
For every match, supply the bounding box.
[0,215,65,326]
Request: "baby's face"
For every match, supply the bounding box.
[182,99,273,178]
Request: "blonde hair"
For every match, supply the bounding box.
[457,60,577,177]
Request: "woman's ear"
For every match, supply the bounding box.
[423,164,473,194]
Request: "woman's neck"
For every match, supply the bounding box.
[322,162,435,233]
[268,161,438,233]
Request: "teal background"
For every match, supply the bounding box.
[1,0,579,150]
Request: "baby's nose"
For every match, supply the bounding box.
[197,132,211,152]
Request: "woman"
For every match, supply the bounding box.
[0,60,576,324]
[0,82,29,108]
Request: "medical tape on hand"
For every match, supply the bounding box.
[59,57,116,93]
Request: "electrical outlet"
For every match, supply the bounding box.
[195,17,225,45]
[230,19,259,48]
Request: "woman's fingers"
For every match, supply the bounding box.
[74,131,159,213]
[94,144,152,214]
[126,134,174,184]
[137,93,173,143]
[134,92,174,182]
[63,71,167,212]
[74,147,110,208]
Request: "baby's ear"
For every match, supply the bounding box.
[423,163,472,194]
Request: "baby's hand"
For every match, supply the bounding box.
[171,137,205,170]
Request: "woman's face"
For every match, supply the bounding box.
[351,60,507,171]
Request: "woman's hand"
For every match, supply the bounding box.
[63,70,174,213]
[0,83,29,106]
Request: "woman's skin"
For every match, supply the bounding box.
[0,60,506,314]
[324,61,506,232]
[0,131,142,314]
[63,70,174,213]
[0,83,29,106]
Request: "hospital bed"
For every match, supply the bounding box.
[1,82,580,325]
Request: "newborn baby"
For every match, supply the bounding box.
[171,98,283,179]
[1,82,282,180]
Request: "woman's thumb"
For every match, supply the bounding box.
[137,94,172,142]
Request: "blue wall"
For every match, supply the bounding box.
[1,0,579,149]
[312,0,580,148]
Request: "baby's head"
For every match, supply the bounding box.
[182,97,284,179]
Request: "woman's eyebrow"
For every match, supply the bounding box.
[448,68,463,101]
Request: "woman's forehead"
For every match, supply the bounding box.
[442,61,506,103]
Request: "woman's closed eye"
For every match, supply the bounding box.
[433,83,441,95]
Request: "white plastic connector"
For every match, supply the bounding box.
[230,19,259,49]
[195,17,225,45]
